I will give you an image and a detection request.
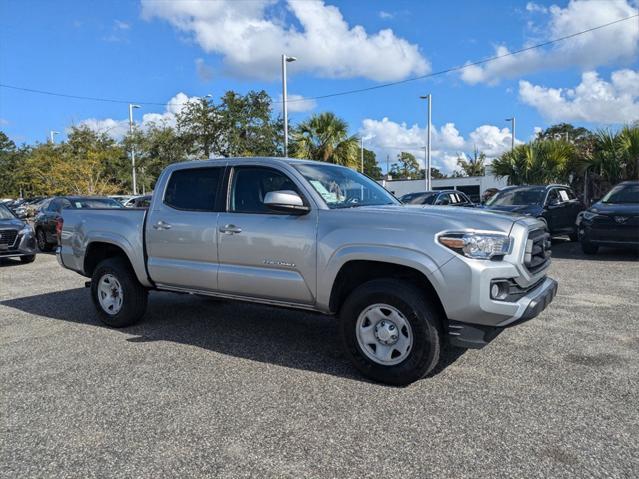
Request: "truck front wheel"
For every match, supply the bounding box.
[91,257,148,327]
[340,279,442,386]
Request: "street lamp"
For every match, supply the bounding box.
[281,54,297,157]
[420,94,432,190]
[505,117,515,153]
[49,130,60,143]
[129,104,141,195]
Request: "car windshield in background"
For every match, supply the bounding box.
[401,193,438,205]
[0,203,16,220]
[69,198,124,209]
[601,184,639,204]
[293,163,397,209]
[486,187,546,206]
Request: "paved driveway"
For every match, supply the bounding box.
[1,243,638,478]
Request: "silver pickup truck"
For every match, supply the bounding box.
[57,157,557,385]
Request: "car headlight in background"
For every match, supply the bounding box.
[438,232,511,260]
[581,210,599,221]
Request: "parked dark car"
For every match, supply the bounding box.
[484,184,583,239]
[34,196,123,251]
[400,190,475,207]
[577,181,639,254]
[0,202,37,263]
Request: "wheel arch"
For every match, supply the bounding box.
[83,240,151,287]
[327,259,447,322]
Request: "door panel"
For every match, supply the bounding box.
[217,166,317,304]
[217,212,317,303]
[145,166,223,291]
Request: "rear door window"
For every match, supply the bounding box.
[164,167,222,211]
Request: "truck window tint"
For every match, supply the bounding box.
[231,167,300,214]
[164,168,220,211]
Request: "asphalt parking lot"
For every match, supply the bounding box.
[1,243,638,478]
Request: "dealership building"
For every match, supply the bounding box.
[379,166,508,203]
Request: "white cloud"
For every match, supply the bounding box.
[461,0,639,85]
[526,2,548,14]
[141,0,429,81]
[280,93,317,113]
[519,69,639,124]
[0,118,8,126]
[360,117,518,174]
[77,92,200,138]
[195,58,214,82]
[114,20,130,30]
[379,11,394,19]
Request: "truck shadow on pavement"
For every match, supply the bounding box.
[1,287,466,385]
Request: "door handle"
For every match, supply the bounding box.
[219,224,242,235]
[152,220,172,230]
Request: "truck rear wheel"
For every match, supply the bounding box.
[91,257,148,327]
[340,279,442,386]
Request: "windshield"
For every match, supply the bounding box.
[0,203,16,220]
[68,198,124,209]
[401,193,438,205]
[293,163,397,209]
[486,187,546,206]
[601,184,639,204]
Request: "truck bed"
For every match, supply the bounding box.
[58,208,151,286]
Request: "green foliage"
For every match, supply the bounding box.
[492,140,576,185]
[455,146,486,177]
[289,112,359,167]
[390,151,421,179]
[362,148,382,179]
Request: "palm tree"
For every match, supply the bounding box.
[491,140,575,185]
[289,112,359,167]
[456,146,486,177]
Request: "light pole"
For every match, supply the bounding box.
[129,104,141,195]
[281,54,296,157]
[360,137,364,173]
[49,131,59,143]
[420,94,432,190]
[505,117,515,152]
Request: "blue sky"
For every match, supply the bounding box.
[1,0,637,172]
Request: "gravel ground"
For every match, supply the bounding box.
[1,242,638,478]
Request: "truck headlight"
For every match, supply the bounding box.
[438,232,511,260]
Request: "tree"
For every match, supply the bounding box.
[362,148,382,179]
[491,140,575,185]
[0,132,22,197]
[389,151,420,179]
[455,146,486,177]
[216,90,282,157]
[124,121,189,192]
[176,96,220,159]
[290,112,359,167]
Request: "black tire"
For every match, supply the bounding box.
[91,257,148,327]
[581,240,599,255]
[20,255,36,263]
[36,228,54,252]
[340,279,442,386]
[568,229,578,242]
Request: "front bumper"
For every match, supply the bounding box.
[0,230,37,258]
[448,278,558,349]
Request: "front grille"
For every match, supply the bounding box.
[525,228,551,274]
[0,229,19,248]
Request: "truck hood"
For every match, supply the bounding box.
[348,204,525,234]
[482,204,543,216]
